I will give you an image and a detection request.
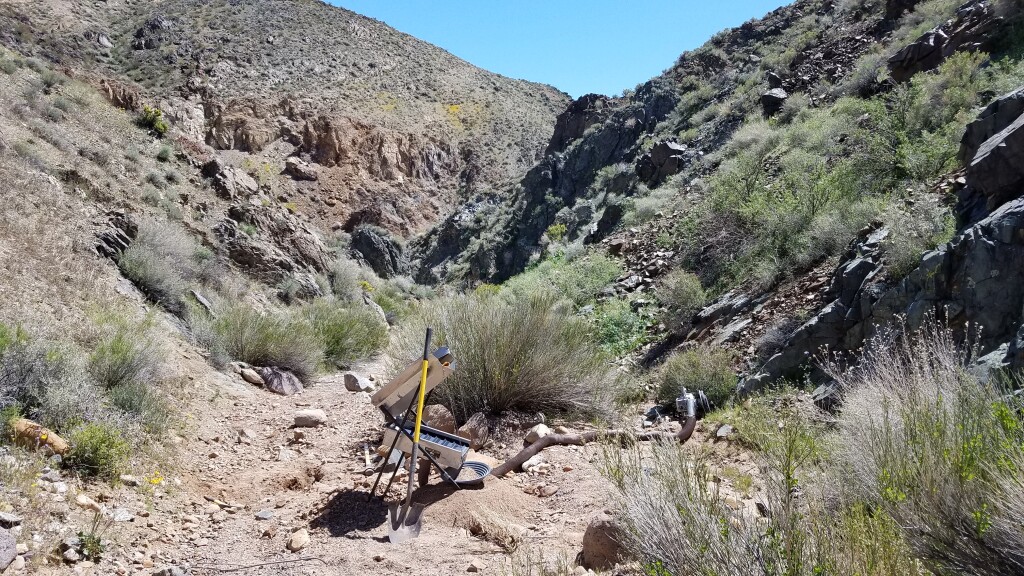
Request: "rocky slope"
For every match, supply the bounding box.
[0,0,569,241]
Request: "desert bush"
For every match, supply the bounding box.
[137,105,169,136]
[591,299,649,357]
[833,325,1024,575]
[118,220,218,312]
[388,292,616,422]
[66,422,131,479]
[603,399,925,576]
[156,145,172,162]
[88,315,160,390]
[302,299,387,367]
[755,316,802,361]
[0,59,17,75]
[656,345,736,408]
[881,198,954,280]
[501,253,621,308]
[0,341,103,432]
[209,303,322,382]
[106,379,170,435]
[655,269,706,328]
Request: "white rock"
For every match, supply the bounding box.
[343,372,373,392]
[287,528,310,552]
[293,409,327,428]
[240,368,265,386]
[75,494,101,512]
[525,424,551,444]
[522,454,545,472]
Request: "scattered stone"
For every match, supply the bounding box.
[120,474,141,487]
[373,554,386,562]
[10,555,24,571]
[287,528,310,552]
[716,424,734,439]
[522,454,544,473]
[539,485,559,497]
[262,525,278,539]
[284,156,319,181]
[0,529,15,571]
[293,409,327,428]
[760,88,788,116]
[553,425,570,435]
[75,494,102,512]
[238,428,258,445]
[467,558,487,572]
[343,372,374,392]
[62,548,81,563]
[254,510,274,521]
[260,367,304,396]
[152,567,186,576]
[240,368,265,386]
[581,513,623,570]
[0,512,22,528]
[111,507,134,522]
[525,424,551,444]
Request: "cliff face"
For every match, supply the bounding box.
[0,0,569,238]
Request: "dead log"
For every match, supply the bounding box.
[491,415,696,478]
[11,418,70,455]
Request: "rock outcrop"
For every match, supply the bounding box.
[888,0,1001,82]
[350,226,407,279]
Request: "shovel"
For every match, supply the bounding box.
[388,327,432,543]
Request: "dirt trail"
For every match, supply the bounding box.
[142,359,618,576]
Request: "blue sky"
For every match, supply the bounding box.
[332,1,790,97]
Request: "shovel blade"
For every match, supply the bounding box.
[388,501,425,543]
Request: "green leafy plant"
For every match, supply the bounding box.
[656,345,736,408]
[137,105,169,136]
[302,299,387,367]
[67,422,131,479]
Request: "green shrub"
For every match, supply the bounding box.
[209,303,323,382]
[545,223,567,241]
[501,253,621,308]
[882,199,954,280]
[156,145,172,162]
[0,322,27,355]
[656,345,736,408]
[834,325,1024,576]
[302,300,387,367]
[591,299,649,357]
[66,422,131,479]
[88,316,159,390]
[388,292,616,422]
[145,171,166,189]
[655,269,706,328]
[0,59,17,75]
[107,380,170,435]
[137,105,169,136]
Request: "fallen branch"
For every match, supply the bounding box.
[490,415,696,478]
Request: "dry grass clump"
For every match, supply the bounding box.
[655,269,706,329]
[389,292,616,422]
[302,299,388,367]
[656,345,736,408]
[602,396,926,576]
[206,302,323,383]
[118,219,217,313]
[833,325,1024,575]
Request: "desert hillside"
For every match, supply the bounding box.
[1,0,1024,575]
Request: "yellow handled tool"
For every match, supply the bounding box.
[388,327,432,543]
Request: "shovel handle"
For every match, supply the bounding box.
[413,328,432,444]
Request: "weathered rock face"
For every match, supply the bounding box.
[636,141,689,185]
[546,94,615,155]
[350,226,407,279]
[202,158,259,200]
[214,203,330,282]
[887,0,1001,83]
[958,112,1024,224]
[959,87,1024,165]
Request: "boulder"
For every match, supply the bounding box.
[259,367,303,396]
[959,111,1024,225]
[766,71,783,89]
[457,412,490,450]
[343,372,374,392]
[581,513,623,570]
[959,87,1024,165]
[0,528,13,571]
[636,140,688,185]
[422,404,456,434]
[350,226,407,279]
[240,368,265,386]
[760,88,788,116]
[202,158,259,199]
[584,201,624,245]
[293,409,327,428]
[284,156,318,181]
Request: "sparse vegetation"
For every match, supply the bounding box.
[137,105,169,136]
[66,422,131,479]
[302,299,388,367]
[656,345,736,408]
[207,302,323,383]
[655,269,706,328]
[389,292,616,421]
[118,220,218,313]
